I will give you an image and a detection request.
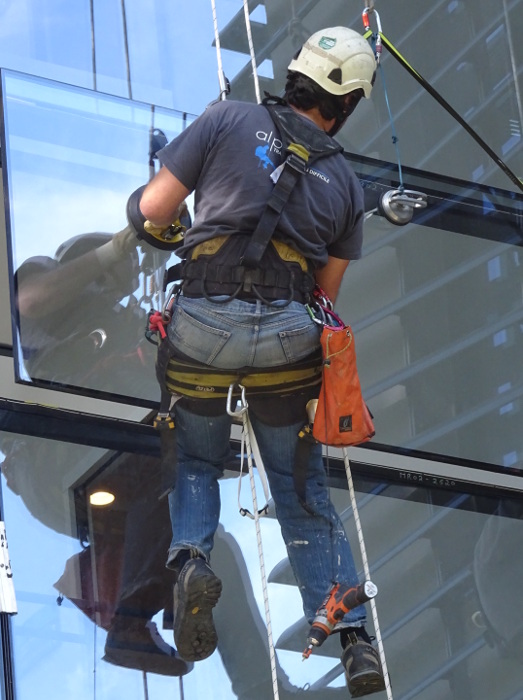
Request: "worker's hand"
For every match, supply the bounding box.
[127,185,191,252]
[94,225,139,271]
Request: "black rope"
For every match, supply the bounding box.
[371,30,523,194]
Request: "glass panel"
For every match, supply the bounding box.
[336,162,523,468]
[122,0,248,113]
[2,71,189,403]
[91,0,130,98]
[0,0,93,88]
[2,429,522,699]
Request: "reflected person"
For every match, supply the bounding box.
[3,227,190,675]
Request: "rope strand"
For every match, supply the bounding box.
[227,385,279,700]
[210,0,228,99]
[243,0,262,103]
[342,447,393,700]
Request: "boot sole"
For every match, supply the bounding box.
[173,570,222,662]
[103,647,191,677]
[349,669,387,698]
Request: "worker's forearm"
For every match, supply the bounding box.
[139,166,191,227]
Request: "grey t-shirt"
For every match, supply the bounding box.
[158,99,364,268]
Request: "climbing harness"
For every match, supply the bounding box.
[362,5,523,195]
[226,385,280,700]
[179,235,315,306]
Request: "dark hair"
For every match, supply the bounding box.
[284,71,340,121]
[284,71,364,131]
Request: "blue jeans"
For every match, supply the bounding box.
[166,295,366,627]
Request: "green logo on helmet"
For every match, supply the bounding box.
[318,36,336,50]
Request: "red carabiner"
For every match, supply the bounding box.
[362,6,382,64]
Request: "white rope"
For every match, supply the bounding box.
[227,385,279,700]
[210,0,228,99]
[341,447,394,700]
[236,415,270,518]
[242,0,262,104]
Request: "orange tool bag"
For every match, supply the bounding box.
[312,323,375,447]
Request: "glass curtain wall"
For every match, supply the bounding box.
[3,71,522,467]
[1,1,523,700]
[2,430,523,700]
[0,1,520,191]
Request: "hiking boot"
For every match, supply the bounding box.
[341,633,386,698]
[103,617,192,676]
[173,557,222,662]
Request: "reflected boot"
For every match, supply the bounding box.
[173,556,223,662]
[341,629,386,698]
[103,614,192,676]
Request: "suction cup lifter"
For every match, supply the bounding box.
[377,189,428,225]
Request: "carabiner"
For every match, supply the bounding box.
[362,6,382,64]
[227,383,247,417]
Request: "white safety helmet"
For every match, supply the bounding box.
[288,26,376,98]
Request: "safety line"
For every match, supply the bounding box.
[227,385,279,700]
[210,0,229,99]
[377,58,404,190]
[342,447,394,700]
[365,28,523,194]
[243,0,262,104]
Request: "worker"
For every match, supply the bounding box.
[130,26,385,697]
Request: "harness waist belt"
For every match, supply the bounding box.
[181,259,315,303]
[165,354,322,399]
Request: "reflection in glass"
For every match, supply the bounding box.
[2,71,190,403]
[337,170,523,468]
[2,429,523,699]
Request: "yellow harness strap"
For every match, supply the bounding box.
[165,355,322,400]
[190,236,309,273]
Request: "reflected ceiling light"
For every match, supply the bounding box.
[89,490,115,506]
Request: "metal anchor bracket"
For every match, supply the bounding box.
[378,189,428,225]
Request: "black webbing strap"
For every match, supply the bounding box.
[181,258,314,293]
[294,424,318,515]
[241,148,308,268]
[241,102,343,269]
[152,327,179,497]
